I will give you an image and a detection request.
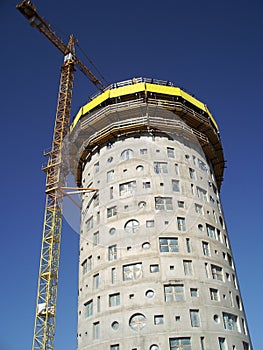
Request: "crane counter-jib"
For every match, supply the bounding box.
[70,81,219,132]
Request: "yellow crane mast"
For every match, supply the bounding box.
[16,1,105,349]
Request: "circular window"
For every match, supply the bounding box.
[150,345,159,350]
[124,219,140,234]
[111,321,119,330]
[136,165,144,172]
[138,201,146,208]
[198,224,204,231]
[129,313,146,331]
[145,290,155,298]
[108,156,113,163]
[214,314,220,323]
[142,242,151,249]
[109,227,116,235]
[121,149,133,160]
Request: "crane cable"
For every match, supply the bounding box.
[76,41,109,86]
[46,22,109,87]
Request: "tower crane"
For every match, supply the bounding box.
[16,1,106,349]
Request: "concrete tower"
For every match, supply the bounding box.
[69,78,252,350]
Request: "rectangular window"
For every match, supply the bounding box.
[159,238,179,252]
[172,179,180,192]
[200,337,205,350]
[107,206,117,218]
[210,288,219,301]
[110,186,114,199]
[224,235,229,248]
[217,200,222,213]
[212,183,217,194]
[143,181,151,189]
[211,264,223,281]
[84,299,93,318]
[226,272,230,281]
[93,273,99,289]
[86,255,92,271]
[108,245,117,261]
[164,284,184,302]
[206,224,216,239]
[232,274,237,289]
[227,253,233,267]
[93,193,99,207]
[195,203,203,214]
[202,241,210,256]
[186,238,191,253]
[218,338,227,350]
[229,291,234,306]
[175,163,179,175]
[178,200,184,208]
[213,210,217,223]
[94,162,99,173]
[198,158,208,172]
[110,346,119,350]
[197,187,207,201]
[109,293,120,307]
[205,263,209,278]
[155,197,173,210]
[111,267,117,284]
[123,263,142,281]
[167,147,175,158]
[86,216,93,231]
[190,309,200,327]
[177,217,186,231]
[93,322,100,339]
[154,315,164,325]
[146,220,154,227]
[217,229,222,242]
[190,288,198,297]
[140,148,147,155]
[107,170,114,182]
[223,312,239,331]
[96,211,100,224]
[154,161,168,174]
[97,296,100,312]
[150,264,159,273]
[93,231,99,246]
[183,260,193,276]
[189,168,196,179]
[119,181,136,196]
[82,259,87,275]
[169,337,191,350]
[243,342,249,350]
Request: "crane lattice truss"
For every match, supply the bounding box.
[16,1,103,349]
[33,51,74,350]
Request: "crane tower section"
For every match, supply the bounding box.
[17,1,104,349]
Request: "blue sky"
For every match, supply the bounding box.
[1,0,262,349]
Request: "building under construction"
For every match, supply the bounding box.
[16,2,253,349]
[69,77,253,350]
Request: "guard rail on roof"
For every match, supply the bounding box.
[90,77,175,100]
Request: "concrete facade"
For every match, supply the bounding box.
[70,78,252,350]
